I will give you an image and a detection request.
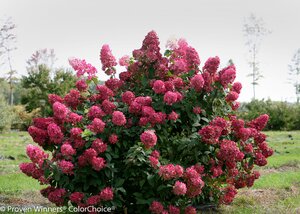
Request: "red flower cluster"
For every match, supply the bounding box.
[140,130,158,149]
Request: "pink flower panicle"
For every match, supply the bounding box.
[149,201,164,214]
[168,205,180,214]
[203,56,220,74]
[122,91,135,105]
[96,85,114,101]
[140,130,158,149]
[190,74,204,92]
[184,206,197,214]
[100,44,117,74]
[67,112,83,124]
[88,106,106,119]
[19,162,43,179]
[193,106,202,114]
[58,160,74,175]
[173,181,187,195]
[109,134,119,144]
[119,55,130,67]
[220,186,237,204]
[226,91,239,102]
[92,139,107,154]
[47,123,64,144]
[99,187,114,201]
[91,156,106,171]
[88,118,106,133]
[158,164,183,180]
[209,117,231,135]
[70,192,84,204]
[76,79,88,91]
[217,140,244,166]
[112,111,127,126]
[86,195,101,206]
[47,188,66,206]
[53,102,69,120]
[232,82,242,94]
[248,114,269,131]
[28,126,48,146]
[219,66,236,88]
[168,111,179,121]
[48,94,63,105]
[61,143,76,157]
[198,125,222,144]
[164,91,178,105]
[26,144,48,165]
[105,78,124,91]
[149,156,159,168]
[64,89,81,109]
[186,47,200,69]
[153,80,166,94]
[102,99,116,114]
[69,58,97,79]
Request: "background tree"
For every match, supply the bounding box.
[21,49,76,116]
[0,17,17,105]
[288,48,300,103]
[0,78,23,105]
[243,13,270,100]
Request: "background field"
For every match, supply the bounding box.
[0,131,299,213]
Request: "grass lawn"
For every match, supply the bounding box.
[0,131,51,211]
[0,131,299,213]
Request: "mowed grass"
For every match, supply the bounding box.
[0,131,50,207]
[264,131,300,168]
[0,131,300,213]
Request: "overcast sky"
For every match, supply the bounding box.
[0,0,300,102]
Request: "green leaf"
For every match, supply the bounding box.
[139,179,146,188]
[147,174,155,187]
[164,49,172,57]
[115,178,125,187]
[116,187,126,194]
[81,129,93,138]
[105,153,112,162]
[157,185,169,192]
[249,157,254,167]
[201,117,209,123]
[136,198,153,205]
[192,122,201,127]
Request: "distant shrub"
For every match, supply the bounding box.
[11,105,40,130]
[239,100,300,130]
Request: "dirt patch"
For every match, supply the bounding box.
[0,191,51,207]
[237,185,299,207]
[260,162,300,175]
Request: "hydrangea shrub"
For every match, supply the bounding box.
[20,31,273,213]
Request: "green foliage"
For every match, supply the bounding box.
[239,99,300,130]
[0,78,23,105]
[11,105,40,130]
[0,93,14,131]
[21,65,76,116]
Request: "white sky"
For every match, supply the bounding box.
[0,0,300,102]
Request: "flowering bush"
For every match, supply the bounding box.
[20,31,273,213]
